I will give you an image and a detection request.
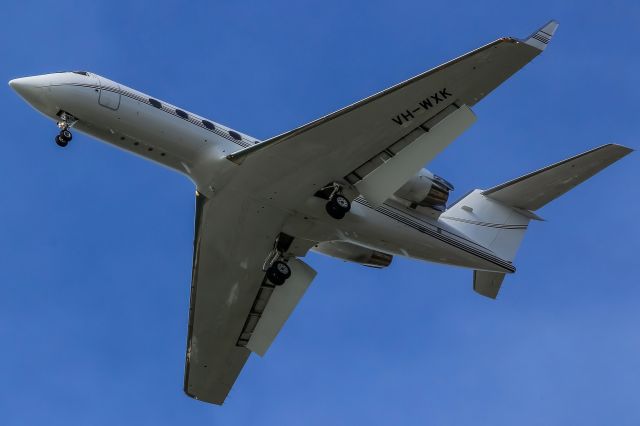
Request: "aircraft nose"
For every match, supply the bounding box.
[9,75,47,96]
[9,75,51,112]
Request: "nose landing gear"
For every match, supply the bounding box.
[55,112,77,148]
[55,129,72,147]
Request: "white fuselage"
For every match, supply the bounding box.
[10,71,514,274]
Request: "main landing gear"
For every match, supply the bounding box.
[263,233,295,286]
[266,260,291,286]
[317,183,351,220]
[55,112,77,148]
[325,193,351,220]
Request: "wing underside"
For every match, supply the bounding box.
[223,21,559,211]
[184,192,285,404]
[184,191,318,405]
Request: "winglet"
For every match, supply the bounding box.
[523,20,559,51]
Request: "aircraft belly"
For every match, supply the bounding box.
[335,200,512,273]
[62,89,232,177]
[283,196,511,273]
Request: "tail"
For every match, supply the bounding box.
[441,144,632,298]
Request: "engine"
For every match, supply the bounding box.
[393,169,454,211]
[312,241,393,268]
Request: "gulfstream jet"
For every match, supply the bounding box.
[9,21,632,405]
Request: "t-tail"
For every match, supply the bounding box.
[441,144,633,298]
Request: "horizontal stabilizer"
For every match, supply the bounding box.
[443,144,632,264]
[474,270,506,299]
[483,144,633,211]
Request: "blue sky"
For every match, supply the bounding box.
[1,0,639,424]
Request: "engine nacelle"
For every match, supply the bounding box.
[393,169,454,211]
[312,241,393,268]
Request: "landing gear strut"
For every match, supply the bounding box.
[55,112,77,148]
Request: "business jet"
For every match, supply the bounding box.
[9,20,631,405]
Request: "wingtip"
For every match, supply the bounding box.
[523,20,559,51]
[609,143,634,155]
[540,20,560,36]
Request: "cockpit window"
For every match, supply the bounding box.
[72,71,89,76]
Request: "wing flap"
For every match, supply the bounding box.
[246,258,317,357]
[351,104,476,205]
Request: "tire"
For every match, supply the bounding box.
[55,135,68,147]
[333,194,350,212]
[325,201,346,219]
[326,194,350,219]
[266,260,291,286]
[60,129,72,142]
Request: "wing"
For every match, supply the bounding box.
[226,21,558,207]
[183,192,288,405]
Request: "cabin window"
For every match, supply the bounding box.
[176,109,189,120]
[149,98,162,109]
[228,130,242,140]
[202,120,215,130]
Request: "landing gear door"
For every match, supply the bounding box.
[97,77,121,110]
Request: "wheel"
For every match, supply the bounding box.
[325,201,346,219]
[55,134,68,147]
[266,260,291,286]
[325,194,350,219]
[333,194,350,212]
[60,129,72,142]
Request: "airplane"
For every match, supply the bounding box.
[9,20,632,405]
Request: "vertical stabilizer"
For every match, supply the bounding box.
[442,144,632,298]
